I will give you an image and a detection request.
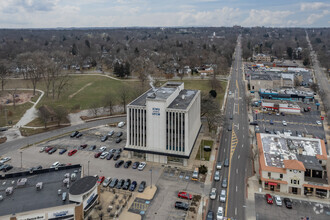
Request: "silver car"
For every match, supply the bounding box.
[214,171,220,181]
[222,178,227,188]
[220,189,226,203]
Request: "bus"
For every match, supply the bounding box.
[191,168,199,181]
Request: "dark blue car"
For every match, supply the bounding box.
[129,181,137,191]
[59,149,67,155]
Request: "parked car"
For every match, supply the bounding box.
[216,162,222,170]
[220,189,226,203]
[118,121,125,128]
[39,147,46,153]
[270,120,274,125]
[89,145,96,151]
[103,177,111,187]
[283,198,292,209]
[129,181,137,191]
[59,149,67,155]
[214,171,220,181]
[132,161,140,169]
[106,153,114,160]
[216,207,224,220]
[178,191,192,200]
[122,179,131,190]
[115,160,124,168]
[222,178,227,188]
[68,149,77,156]
[0,157,11,164]
[249,121,258,125]
[138,162,146,171]
[100,152,109,159]
[138,181,146,192]
[101,135,108,142]
[48,148,57,154]
[50,161,60,168]
[62,192,67,201]
[274,195,282,206]
[276,112,280,116]
[206,210,214,220]
[70,131,79,137]
[109,178,118,188]
[107,130,114,137]
[97,176,105,184]
[224,158,229,167]
[94,152,102,158]
[76,133,83,138]
[281,112,285,116]
[124,160,132,168]
[175,201,189,211]
[316,120,322,125]
[116,179,125,189]
[113,153,121,161]
[79,144,88,149]
[115,138,122,143]
[2,164,13,172]
[116,132,123,137]
[99,146,107,152]
[265,194,273,204]
[115,148,123,154]
[282,121,287,126]
[45,146,53,153]
[210,188,217,200]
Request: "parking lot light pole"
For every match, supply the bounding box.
[150,168,152,188]
[87,160,90,176]
[20,151,22,168]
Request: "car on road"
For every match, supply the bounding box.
[255,126,260,132]
[216,207,223,220]
[103,177,111,187]
[106,152,114,160]
[282,120,287,126]
[70,131,79,138]
[100,152,109,159]
[94,152,102,158]
[138,162,146,171]
[62,192,67,201]
[265,194,273,204]
[316,120,322,125]
[108,130,114,137]
[89,145,96,151]
[206,210,214,220]
[178,191,192,200]
[129,181,137,191]
[229,91,232,95]
[116,179,125,189]
[116,132,123,137]
[210,188,217,200]
[274,195,282,206]
[214,171,220,181]
[99,146,107,152]
[174,201,189,211]
[220,189,226,203]
[109,178,118,188]
[59,149,67,155]
[138,181,146,192]
[124,160,132,168]
[115,160,124,168]
[281,112,285,116]
[76,133,83,138]
[270,120,274,125]
[249,121,258,125]
[227,124,232,131]
[0,157,11,164]
[113,153,121,161]
[101,135,108,142]
[222,178,227,188]
[97,176,105,184]
[283,198,292,209]
[115,138,122,143]
[48,148,57,154]
[216,162,222,170]
[68,149,77,156]
[224,158,229,167]
[132,161,140,169]
[79,144,87,149]
[118,122,126,128]
[122,179,131,190]
[276,112,280,116]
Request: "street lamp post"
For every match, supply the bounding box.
[20,152,22,168]
[150,168,152,188]
[87,160,90,176]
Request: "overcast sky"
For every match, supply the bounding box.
[0,0,329,28]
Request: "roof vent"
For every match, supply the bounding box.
[182,95,185,100]
[36,182,43,191]
[147,92,156,99]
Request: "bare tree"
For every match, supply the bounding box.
[53,105,68,126]
[9,88,17,109]
[103,93,116,115]
[119,85,131,114]
[0,63,9,91]
[38,107,51,129]
[201,93,224,132]
[89,102,100,117]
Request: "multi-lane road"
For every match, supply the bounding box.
[209,35,251,219]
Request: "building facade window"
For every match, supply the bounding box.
[268,172,271,178]
[280,174,283,178]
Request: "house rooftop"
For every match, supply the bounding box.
[0,165,81,216]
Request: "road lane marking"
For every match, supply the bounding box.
[236,169,238,174]
[238,155,240,159]
[235,207,237,215]
[236,186,238,192]
[242,144,244,148]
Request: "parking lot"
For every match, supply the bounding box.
[255,193,330,220]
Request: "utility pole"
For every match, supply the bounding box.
[4,108,8,125]
[20,151,22,168]
[87,160,90,176]
[150,168,152,188]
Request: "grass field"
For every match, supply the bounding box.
[195,139,214,161]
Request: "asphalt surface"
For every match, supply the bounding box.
[0,116,126,156]
[208,35,251,219]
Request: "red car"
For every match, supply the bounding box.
[178,191,193,200]
[265,194,273,204]
[94,152,102,158]
[97,176,105,184]
[68,149,77,156]
[45,146,53,153]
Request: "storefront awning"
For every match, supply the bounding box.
[268,182,277,186]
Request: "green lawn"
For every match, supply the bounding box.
[195,139,214,161]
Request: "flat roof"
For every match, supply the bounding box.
[259,133,323,169]
[296,154,323,171]
[0,166,81,216]
[167,89,198,110]
[69,176,97,195]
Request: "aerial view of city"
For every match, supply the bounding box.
[0,1,329,220]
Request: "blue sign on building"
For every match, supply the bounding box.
[152,108,160,116]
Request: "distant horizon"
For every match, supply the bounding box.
[0,1,329,28]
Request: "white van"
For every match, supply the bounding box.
[118,122,125,128]
[51,161,60,168]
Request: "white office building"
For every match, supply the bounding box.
[125,82,201,166]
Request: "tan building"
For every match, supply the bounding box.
[257,133,329,198]
[254,54,271,62]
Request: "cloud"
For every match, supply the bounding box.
[242,9,293,27]
[300,2,330,11]
[0,0,59,13]
[306,10,329,25]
